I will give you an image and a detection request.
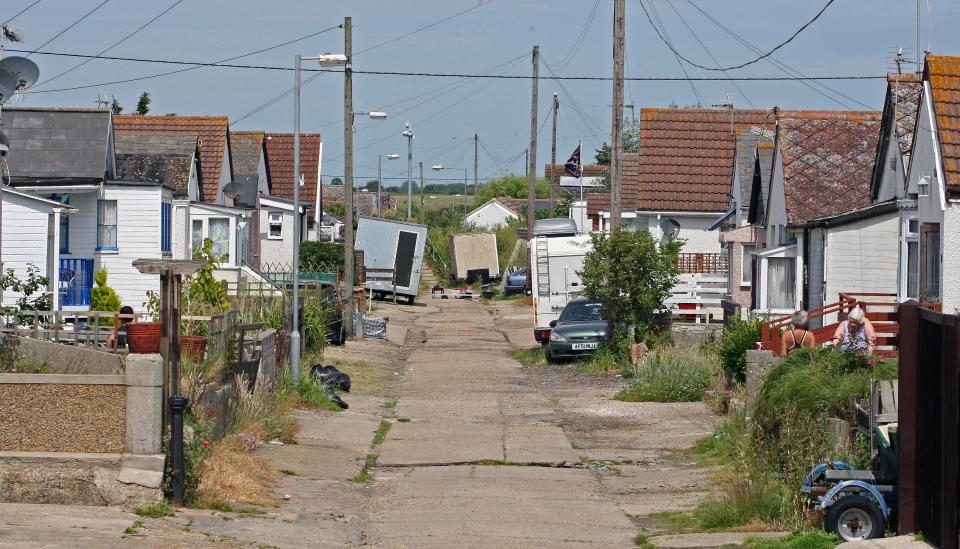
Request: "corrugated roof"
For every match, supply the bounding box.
[777,110,882,225]
[263,133,320,207]
[1,107,112,181]
[114,132,196,192]
[925,55,960,191]
[113,115,229,203]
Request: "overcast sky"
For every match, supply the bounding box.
[4,0,959,187]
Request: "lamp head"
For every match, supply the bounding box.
[318,53,348,67]
[368,111,388,120]
[386,154,400,160]
[431,164,443,171]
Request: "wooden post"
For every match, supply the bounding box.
[609,0,625,232]
[527,45,539,238]
[898,300,919,534]
[938,311,959,547]
[550,92,558,217]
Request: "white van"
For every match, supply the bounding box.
[528,219,593,343]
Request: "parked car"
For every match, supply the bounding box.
[505,267,528,294]
[544,297,608,363]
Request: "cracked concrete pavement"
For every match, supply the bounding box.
[0,296,742,548]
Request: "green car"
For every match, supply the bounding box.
[545,298,608,363]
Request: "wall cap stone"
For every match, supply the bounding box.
[0,374,125,385]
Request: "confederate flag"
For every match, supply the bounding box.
[564,145,582,178]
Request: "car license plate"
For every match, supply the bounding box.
[572,342,599,350]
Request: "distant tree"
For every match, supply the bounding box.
[110,98,122,114]
[136,92,151,115]
[330,177,343,186]
[476,174,550,203]
[326,203,345,218]
[364,180,379,192]
[594,118,640,165]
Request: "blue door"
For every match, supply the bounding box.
[59,258,94,307]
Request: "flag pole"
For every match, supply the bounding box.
[578,139,584,204]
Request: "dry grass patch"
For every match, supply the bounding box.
[195,440,278,507]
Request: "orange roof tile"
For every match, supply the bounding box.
[925,55,960,191]
[113,115,230,203]
[263,133,321,207]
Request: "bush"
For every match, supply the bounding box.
[90,267,121,313]
[716,317,762,383]
[616,346,715,402]
[299,241,345,271]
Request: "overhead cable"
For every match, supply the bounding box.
[25,0,111,58]
[3,0,44,26]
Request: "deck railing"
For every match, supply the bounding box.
[677,253,727,275]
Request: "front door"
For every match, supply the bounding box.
[394,231,418,289]
[919,223,941,303]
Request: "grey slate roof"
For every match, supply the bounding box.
[114,132,196,192]
[735,131,774,213]
[1,107,112,182]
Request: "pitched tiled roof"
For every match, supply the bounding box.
[628,108,769,212]
[925,55,960,191]
[2,107,112,182]
[777,110,882,225]
[114,132,196,192]
[544,164,608,179]
[317,185,391,217]
[888,73,922,167]
[113,115,230,203]
[263,133,320,207]
[491,197,551,215]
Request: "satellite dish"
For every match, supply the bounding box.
[0,56,40,104]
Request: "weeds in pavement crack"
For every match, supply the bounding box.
[123,520,144,535]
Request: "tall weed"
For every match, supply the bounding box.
[616,346,715,402]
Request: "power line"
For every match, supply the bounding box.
[354,0,497,56]
[644,0,704,106]
[3,0,43,26]
[644,0,836,72]
[551,0,602,70]
[32,0,185,90]
[9,49,885,82]
[16,24,342,94]
[25,0,111,58]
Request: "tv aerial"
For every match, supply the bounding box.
[0,56,40,105]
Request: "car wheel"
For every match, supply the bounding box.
[545,346,558,364]
[824,495,885,542]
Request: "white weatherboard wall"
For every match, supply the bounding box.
[96,185,167,311]
[821,212,899,324]
[258,204,295,267]
[944,201,960,312]
[1,193,54,305]
[640,214,722,254]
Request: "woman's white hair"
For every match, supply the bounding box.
[791,310,808,328]
[848,306,865,323]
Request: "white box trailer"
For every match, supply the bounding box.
[529,219,593,343]
[355,216,428,303]
[449,232,499,281]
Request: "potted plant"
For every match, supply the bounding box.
[127,289,162,354]
[180,239,231,362]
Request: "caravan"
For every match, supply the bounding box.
[529,219,593,343]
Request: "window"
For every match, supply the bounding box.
[52,194,69,254]
[191,219,203,255]
[766,256,796,310]
[208,217,230,260]
[268,212,283,239]
[96,200,118,251]
[741,244,756,286]
[160,202,172,254]
[906,241,919,299]
[924,228,941,301]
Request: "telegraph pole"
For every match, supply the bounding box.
[418,161,424,210]
[473,133,478,208]
[527,45,540,237]
[524,148,529,177]
[609,0,625,232]
[550,92,559,217]
[342,16,356,338]
[291,54,303,379]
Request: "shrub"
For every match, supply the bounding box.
[90,267,122,326]
[616,346,715,402]
[716,317,762,383]
[299,241,344,271]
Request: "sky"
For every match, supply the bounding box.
[3,0,959,189]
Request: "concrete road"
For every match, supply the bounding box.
[0,297,736,548]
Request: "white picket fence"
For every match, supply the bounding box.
[666,274,727,324]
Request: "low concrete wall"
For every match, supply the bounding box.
[0,354,165,505]
[745,350,777,414]
[16,337,123,375]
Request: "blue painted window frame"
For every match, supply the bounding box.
[160,202,172,254]
[96,199,118,251]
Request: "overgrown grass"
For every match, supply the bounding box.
[133,501,174,518]
[275,368,342,412]
[372,420,392,446]
[616,345,715,402]
[512,346,547,366]
[742,531,839,549]
[123,519,144,535]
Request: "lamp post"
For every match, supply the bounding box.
[403,122,414,220]
[431,164,468,215]
[378,153,399,216]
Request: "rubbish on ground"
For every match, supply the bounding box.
[360,315,389,340]
[310,364,352,392]
[268,440,284,445]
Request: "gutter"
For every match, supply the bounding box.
[799,200,900,229]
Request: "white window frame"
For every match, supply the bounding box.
[267,212,283,240]
[901,215,920,300]
[741,243,756,287]
[756,244,801,314]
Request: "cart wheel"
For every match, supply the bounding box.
[825,495,885,542]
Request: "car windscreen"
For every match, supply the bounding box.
[559,301,606,322]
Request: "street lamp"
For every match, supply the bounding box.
[378,153,399,216]
[403,122,414,220]
[432,164,469,215]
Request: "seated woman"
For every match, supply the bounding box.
[107,305,136,350]
[831,306,875,356]
[781,310,816,355]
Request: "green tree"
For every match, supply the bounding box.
[136,92,151,115]
[594,118,640,165]
[91,267,122,326]
[110,98,123,114]
[579,229,683,341]
[364,180,379,192]
[330,177,343,186]
[326,203,345,218]
[476,174,550,204]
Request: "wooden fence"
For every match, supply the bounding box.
[677,253,727,275]
[666,274,727,324]
[898,302,960,548]
[0,310,138,351]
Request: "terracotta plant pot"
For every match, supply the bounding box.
[181,335,208,362]
[126,322,162,354]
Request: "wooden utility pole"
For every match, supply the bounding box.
[550,92,559,217]
[524,148,529,177]
[342,16,356,337]
[527,46,539,237]
[610,0,625,232]
[473,133,479,207]
[418,161,424,210]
